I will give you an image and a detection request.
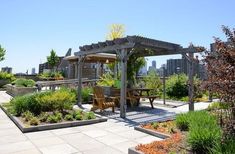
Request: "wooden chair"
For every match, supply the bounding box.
[91,86,116,112]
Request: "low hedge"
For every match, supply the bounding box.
[12,78,35,87]
[176,111,222,154]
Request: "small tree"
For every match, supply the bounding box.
[0,45,6,62]
[106,24,125,40]
[203,26,235,119]
[143,70,162,95]
[47,49,59,72]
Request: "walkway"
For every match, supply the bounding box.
[0,91,210,154]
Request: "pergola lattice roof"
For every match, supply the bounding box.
[75,36,191,57]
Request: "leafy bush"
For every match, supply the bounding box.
[29,117,40,126]
[211,138,235,154]
[0,71,15,81]
[151,122,159,129]
[83,112,95,120]
[81,87,92,103]
[46,112,62,123]
[176,113,190,131]
[75,114,82,120]
[10,88,76,116]
[97,73,115,87]
[143,70,162,95]
[207,102,230,111]
[38,112,50,122]
[166,74,188,99]
[186,111,221,154]
[64,114,74,121]
[22,111,34,122]
[38,71,63,80]
[12,78,35,87]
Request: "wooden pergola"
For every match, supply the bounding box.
[75,35,201,118]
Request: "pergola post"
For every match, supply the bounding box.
[77,56,85,107]
[188,53,194,111]
[120,49,127,118]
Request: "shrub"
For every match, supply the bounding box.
[38,88,76,113]
[144,70,162,95]
[211,138,235,154]
[207,102,230,111]
[166,74,188,99]
[38,112,50,122]
[38,72,63,80]
[75,114,82,120]
[97,73,115,87]
[46,112,62,123]
[186,111,222,154]
[29,117,40,126]
[0,71,15,81]
[81,87,92,103]
[64,114,74,121]
[83,112,95,120]
[22,111,34,122]
[151,122,159,129]
[176,113,190,131]
[12,78,35,87]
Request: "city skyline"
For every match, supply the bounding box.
[0,0,234,73]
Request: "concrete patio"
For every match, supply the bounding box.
[0,91,210,154]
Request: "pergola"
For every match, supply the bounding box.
[75,35,200,118]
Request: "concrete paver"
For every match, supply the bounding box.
[0,91,210,154]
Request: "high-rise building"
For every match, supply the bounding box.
[1,67,12,73]
[31,68,36,75]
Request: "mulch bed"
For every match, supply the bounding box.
[136,121,191,154]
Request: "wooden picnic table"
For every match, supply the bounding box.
[128,88,157,109]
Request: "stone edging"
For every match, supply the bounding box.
[0,105,107,133]
[128,147,144,154]
[134,126,171,139]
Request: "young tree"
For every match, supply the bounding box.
[203,26,235,119]
[47,49,59,72]
[0,45,6,62]
[106,24,125,40]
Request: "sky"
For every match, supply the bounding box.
[0,0,234,73]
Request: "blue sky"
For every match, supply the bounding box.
[0,0,234,73]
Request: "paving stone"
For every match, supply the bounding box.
[30,136,65,147]
[96,134,128,146]
[111,141,138,154]
[0,141,36,153]
[61,132,105,151]
[76,124,97,131]
[39,143,78,154]
[116,130,147,140]
[105,125,133,133]
[0,128,22,137]
[51,127,81,136]
[12,148,41,154]
[83,146,124,154]
[82,129,110,138]
[25,131,54,139]
[0,134,27,144]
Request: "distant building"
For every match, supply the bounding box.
[138,59,147,75]
[166,57,205,79]
[152,60,156,68]
[156,64,166,77]
[1,67,12,73]
[38,48,72,75]
[31,68,36,75]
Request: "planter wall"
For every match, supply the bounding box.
[0,79,10,88]
[6,84,37,97]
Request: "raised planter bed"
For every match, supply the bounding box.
[6,84,37,97]
[0,105,107,133]
[134,126,171,139]
[0,79,10,87]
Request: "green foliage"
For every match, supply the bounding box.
[97,73,115,87]
[0,71,15,81]
[186,111,221,154]
[176,113,190,131]
[38,112,49,122]
[151,122,159,129]
[64,114,74,121]
[29,117,40,126]
[127,56,146,86]
[22,111,34,122]
[12,78,35,87]
[47,49,59,69]
[83,112,95,120]
[166,74,188,99]
[81,87,93,103]
[211,138,235,154]
[0,44,6,62]
[10,88,76,116]
[46,112,62,123]
[36,88,76,113]
[38,71,63,80]
[75,114,82,120]
[144,70,162,95]
[207,102,230,111]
